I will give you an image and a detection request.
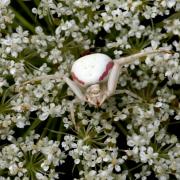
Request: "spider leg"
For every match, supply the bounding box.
[114,49,172,66]
[21,74,63,86]
[18,74,86,102]
[64,77,86,102]
[106,49,172,97]
[107,62,121,97]
[69,102,77,128]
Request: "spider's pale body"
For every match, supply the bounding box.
[71,53,113,86]
[70,53,114,106]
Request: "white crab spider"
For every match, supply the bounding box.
[22,49,171,107]
[65,49,171,106]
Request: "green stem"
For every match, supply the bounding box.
[17,0,36,22]
[23,118,41,138]
[11,7,35,33]
[114,122,129,136]
[48,119,57,139]
[41,118,52,138]
[163,144,175,152]
[57,119,64,141]
[34,0,54,34]
[0,104,12,114]
[156,11,180,28]
[169,121,180,125]
[44,14,55,34]
[34,0,40,6]
[128,163,144,172]
[121,163,133,180]
[24,51,38,60]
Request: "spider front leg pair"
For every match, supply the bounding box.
[64,49,172,107]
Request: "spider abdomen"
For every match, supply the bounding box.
[71,53,113,86]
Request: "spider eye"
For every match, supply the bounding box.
[91,84,100,94]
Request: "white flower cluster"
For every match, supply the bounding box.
[0,0,14,30]
[0,0,179,179]
[32,0,98,18]
[31,26,55,58]
[165,19,180,36]
[0,131,65,179]
[0,26,29,57]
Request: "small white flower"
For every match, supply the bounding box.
[127,134,147,147]
[140,147,158,165]
[155,102,163,108]
[9,163,18,175]
[36,172,48,180]
[0,0,10,7]
[167,0,176,8]
[41,162,49,171]
[75,159,80,164]
[151,40,160,49]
